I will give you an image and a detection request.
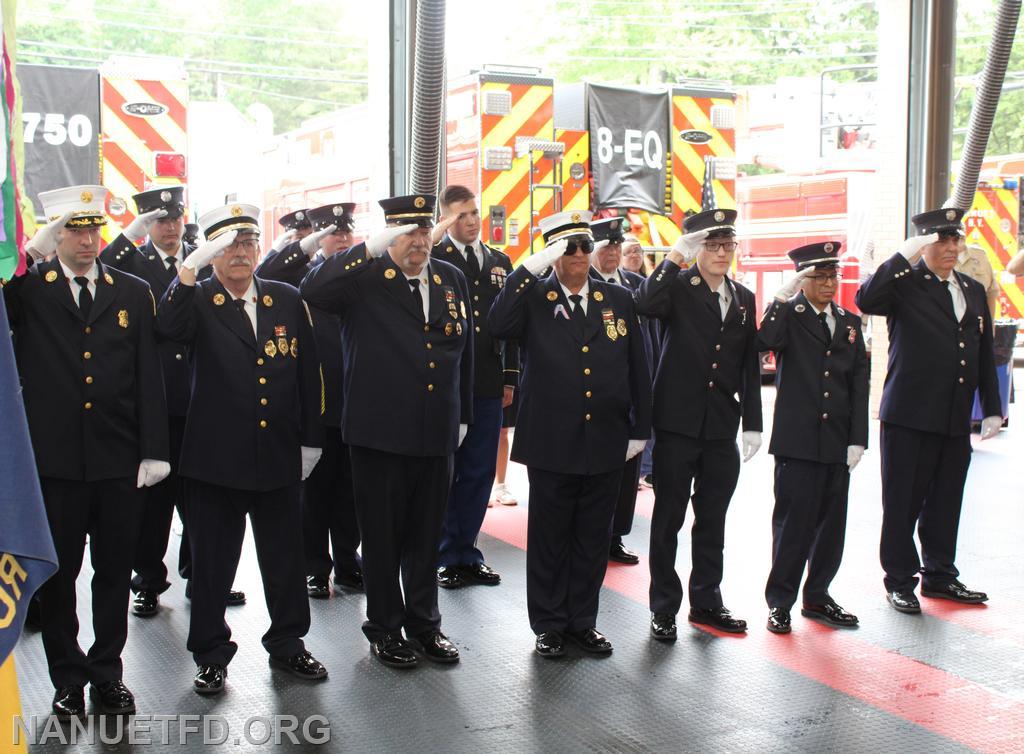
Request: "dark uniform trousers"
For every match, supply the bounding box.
[856,254,1000,593]
[434,237,518,569]
[300,243,474,643]
[101,234,202,594]
[637,260,762,615]
[256,245,361,579]
[185,480,309,667]
[489,266,652,635]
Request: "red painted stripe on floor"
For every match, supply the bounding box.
[480,504,1024,752]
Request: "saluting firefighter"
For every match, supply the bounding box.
[757,242,868,634]
[6,185,170,718]
[489,211,652,658]
[256,201,364,597]
[431,185,518,590]
[636,209,762,639]
[588,216,656,567]
[157,203,327,695]
[856,208,1002,614]
[264,208,315,259]
[101,185,246,617]
[301,194,473,669]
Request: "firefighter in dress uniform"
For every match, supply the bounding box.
[6,185,170,717]
[301,194,473,669]
[431,184,518,590]
[101,185,245,616]
[256,201,364,598]
[856,208,1002,613]
[157,203,327,695]
[757,242,868,634]
[636,209,763,639]
[489,211,652,658]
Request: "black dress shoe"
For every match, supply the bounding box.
[921,579,988,604]
[650,613,677,641]
[132,590,159,617]
[270,650,328,679]
[51,686,85,719]
[306,575,330,599]
[436,566,466,590]
[767,607,791,634]
[534,632,565,658]
[609,539,640,565]
[89,680,135,715]
[333,570,364,592]
[458,563,501,585]
[689,606,747,633]
[226,589,246,606]
[802,599,859,627]
[370,636,418,668]
[409,630,460,663]
[886,590,921,614]
[193,665,227,695]
[566,628,613,654]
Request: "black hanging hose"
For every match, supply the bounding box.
[950,0,1021,210]
[409,0,446,196]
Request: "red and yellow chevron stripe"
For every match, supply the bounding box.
[965,185,1023,318]
[670,94,735,225]
[101,76,188,238]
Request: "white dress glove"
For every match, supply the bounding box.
[846,445,865,471]
[593,239,611,253]
[123,208,168,242]
[980,416,1002,440]
[301,446,323,480]
[26,212,72,261]
[271,229,297,253]
[366,224,418,258]
[458,424,469,446]
[300,225,337,256]
[626,439,647,461]
[182,230,237,272]
[774,266,815,302]
[899,232,939,262]
[522,239,568,275]
[671,229,710,265]
[741,431,762,462]
[137,459,171,488]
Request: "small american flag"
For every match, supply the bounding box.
[701,157,717,211]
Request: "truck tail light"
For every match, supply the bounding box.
[155,152,186,178]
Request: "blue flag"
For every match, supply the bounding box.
[0,288,58,665]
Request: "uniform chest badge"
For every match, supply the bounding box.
[290,337,298,358]
[264,340,277,358]
[979,316,984,334]
[117,309,129,328]
[456,322,463,336]
[433,274,442,285]
[460,300,467,319]
[445,322,454,336]
[262,295,273,307]
[213,293,225,306]
[794,303,806,313]
[616,318,628,337]
[104,273,114,285]
[847,327,856,344]
[490,267,506,288]
[277,337,289,356]
[385,269,396,280]
[45,270,58,283]
[593,290,604,302]
[602,308,617,341]
[546,291,558,301]
[690,277,701,286]
[275,325,287,338]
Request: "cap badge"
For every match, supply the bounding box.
[80,190,93,203]
[333,206,344,216]
[262,295,273,307]
[213,293,225,306]
[690,276,701,286]
[230,205,243,217]
[610,220,620,230]
[945,209,956,221]
[160,190,172,202]
[593,290,604,302]
[45,270,58,283]
[546,291,558,301]
[848,327,857,344]
[433,274,442,285]
[571,213,581,224]
[714,210,725,222]
[296,211,305,220]
[384,268,396,279]
[824,242,834,253]
[414,196,426,209]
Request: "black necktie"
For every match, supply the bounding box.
[73,276,92,319]
[409,279,425,320]
[818,311,832,341]
[569,293,586,336]
[166,255,178,273]
[607,276,617,285]
[465,246,480,277]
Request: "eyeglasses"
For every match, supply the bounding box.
[807,272,842,282]
[229,239,260,252]
[564,236,594,255]
[704,241,738,253]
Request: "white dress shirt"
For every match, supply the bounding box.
[713,279,732,321]
[460,239,484,270]
[593,266,622,286]
[403,267,430,321]
[229,281,258,337]
[808,301,836,337]
[154,243,183,271]
[59,260,97,306]
[937,273,967,321]
[560,279,590,315]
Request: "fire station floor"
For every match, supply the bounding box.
[13,374,1024,753]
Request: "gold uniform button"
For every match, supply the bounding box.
[711,362,718,369]
[822,413,829,420]
[475,326,481,333]
[84,402,92,410]
[585,413,591,421]
[824,371,830,377]
[825,350,831,357]
[84,326,91,334]
[257,358,264,365]
[959,342,965,349]
[582,346,589,353]
[175,353,183,361]
[824,392,830,398]
[259,377,267,385]
[714,344,721,351]
[259,420,268,428]
[474,310,480,317]
[260,398,268,406]
[585,390,592,398]
[424,325,430,333]
[474,280,480,286]
[958,377,965,384]
[584,368,591,375]
[429,362,436,369]
[426,343,433,350]
[708,381,714,388]
[473,295,479,301]
[85,376,93,384]
[83,351,92,359]
[960,360,966,366]
[427,384,435,392]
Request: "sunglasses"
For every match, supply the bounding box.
[936,230,963,241]
[564,236,594,255]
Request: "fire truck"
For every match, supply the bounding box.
[19,55,189,236]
